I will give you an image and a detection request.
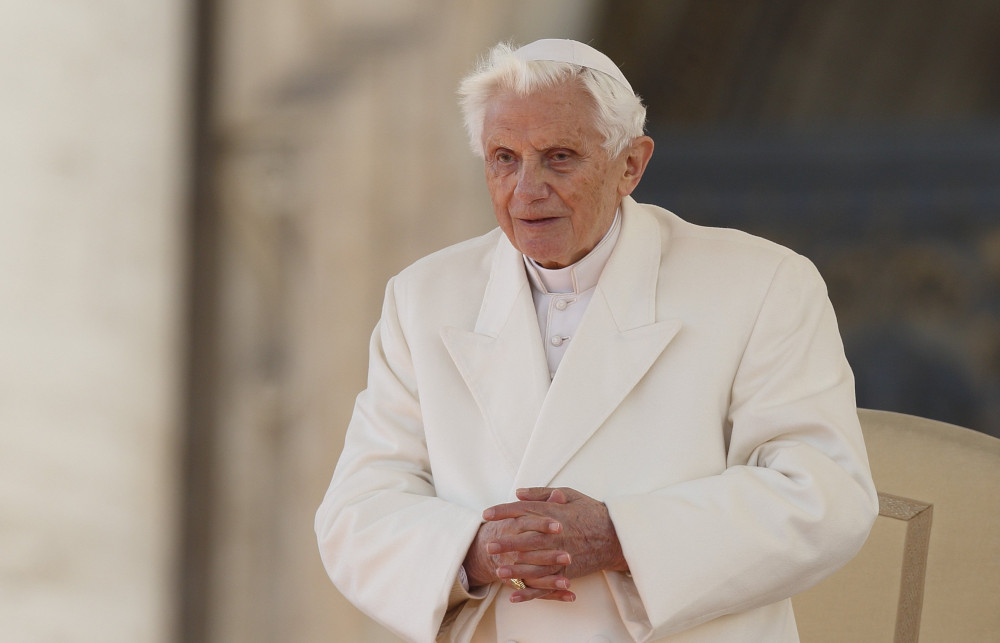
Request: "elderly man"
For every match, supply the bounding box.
[316,39,877,642]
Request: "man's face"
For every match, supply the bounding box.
[481,82,631,269]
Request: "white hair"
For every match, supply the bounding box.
[457,41,647,159]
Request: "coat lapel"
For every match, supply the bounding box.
[441,235,551,475]
[513,199,682,488]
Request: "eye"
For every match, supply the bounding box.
[549,150,574,163]
[493,149,515,165]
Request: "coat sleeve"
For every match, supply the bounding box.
[604,253,878,639]
[314,277,485,643]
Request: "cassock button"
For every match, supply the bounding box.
[555,298,569,310]
[550,335,566,347]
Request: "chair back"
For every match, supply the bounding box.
[792,409,1000,642]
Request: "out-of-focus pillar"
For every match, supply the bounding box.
[0,2,188,642]
[198,1,599,641]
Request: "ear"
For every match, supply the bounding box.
[617,136,655,197]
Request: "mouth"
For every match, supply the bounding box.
[516,216,561,226]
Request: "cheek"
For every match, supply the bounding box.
[485,173,513,198]
[574,178,610,212]
[484,183,506,214]
[486,180,514,226]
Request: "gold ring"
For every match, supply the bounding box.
[510,578,526,590]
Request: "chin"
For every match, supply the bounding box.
[520,244,565,265]
[533,253,575,269]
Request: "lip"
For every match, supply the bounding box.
[516,216,561,226]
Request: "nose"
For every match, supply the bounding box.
[513,158,549,202]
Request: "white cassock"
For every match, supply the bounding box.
[315,196,878,642]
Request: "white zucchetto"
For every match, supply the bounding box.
[512,38,634,94]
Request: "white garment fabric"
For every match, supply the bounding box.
[315,197,877,643]
[525,211,621,378]
[456,211,621,595]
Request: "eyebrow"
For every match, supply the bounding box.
[484,139,583,153]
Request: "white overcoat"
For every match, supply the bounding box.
[315,197,878,642]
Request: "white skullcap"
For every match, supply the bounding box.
[513,39,634,94]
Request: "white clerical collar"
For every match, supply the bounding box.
[523,210,621,294]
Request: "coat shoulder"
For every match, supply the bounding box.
[624,200,827,306]
[644,202,795,263]
[631,200,820,280]
[393,227,503,289]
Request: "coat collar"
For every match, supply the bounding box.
[442,197,682,487]
[441,236,550,474]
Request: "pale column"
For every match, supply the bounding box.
[0,1,188,642]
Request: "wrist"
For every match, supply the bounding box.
[463,526,496,587]
[601,505,629,572]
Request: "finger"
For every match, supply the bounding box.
[512,587,576,603]
[515,487,556,501]
[509,514,562,535]
[535,589,576,602]
[488,529,558,555]
[496,563,564,583]
[484,521,561,556]
[516,487,578,503]
[509,586,555,603]
[500,567,571,590]
[483,501,556,522]
[513,549,572,567]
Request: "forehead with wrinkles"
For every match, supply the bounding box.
[482,84,603,155]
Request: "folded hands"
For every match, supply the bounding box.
[463,487,628,603]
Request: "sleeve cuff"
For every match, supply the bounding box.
[447,565,489,609]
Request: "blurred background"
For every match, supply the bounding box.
[1,0,997,641]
